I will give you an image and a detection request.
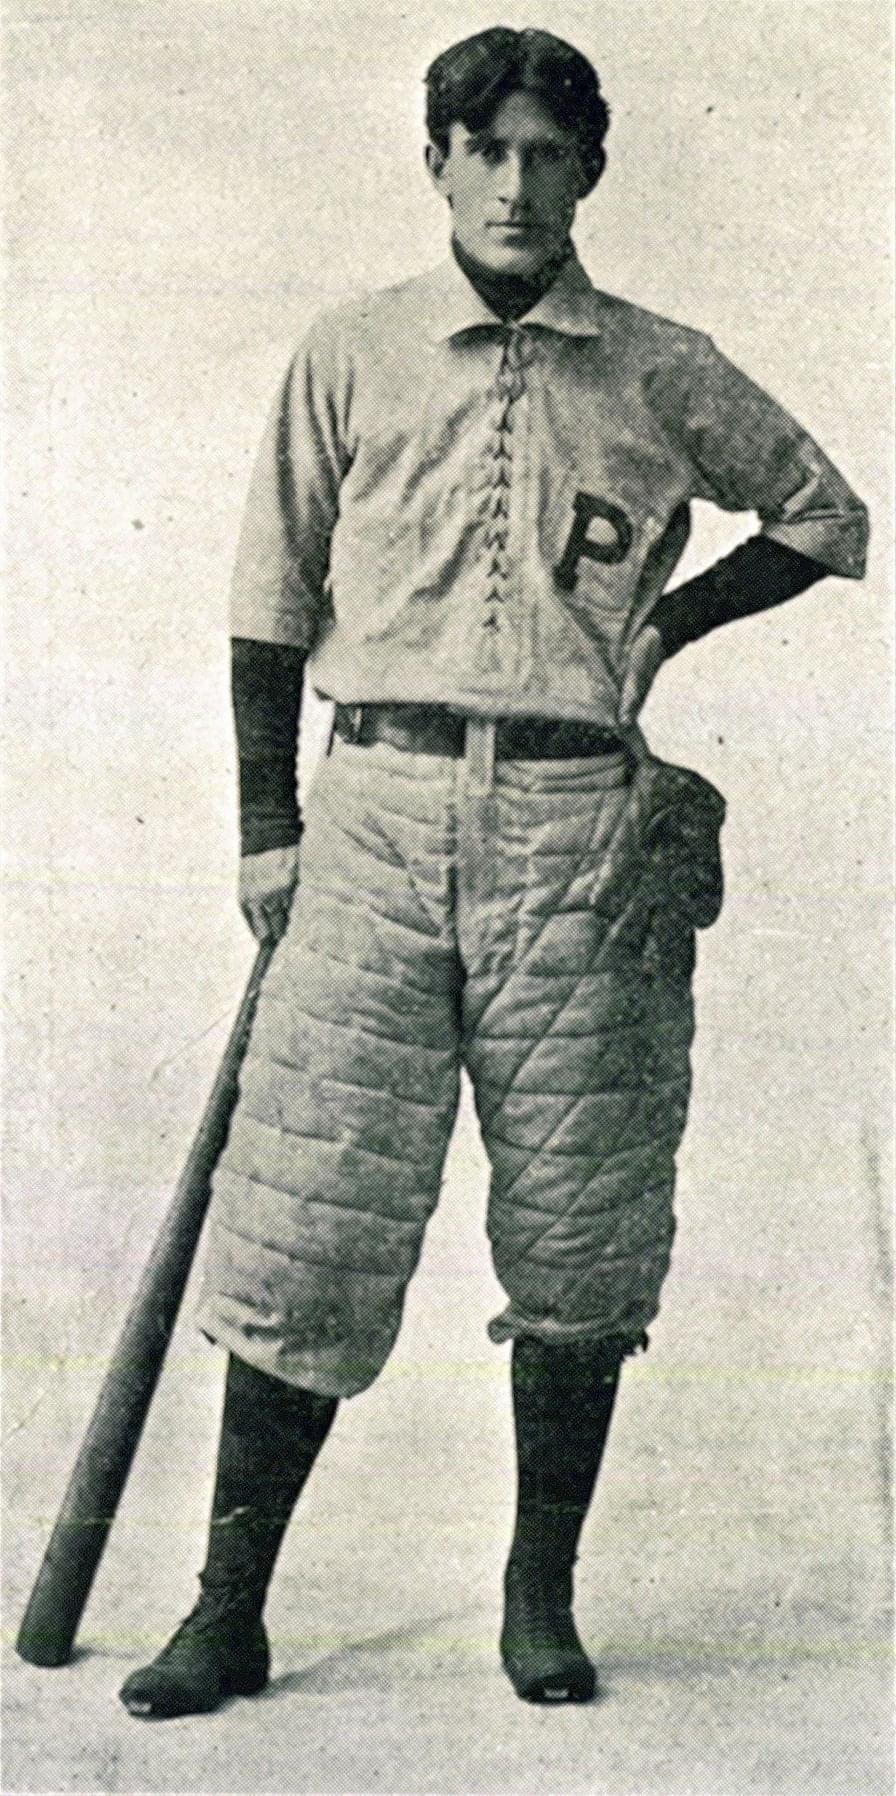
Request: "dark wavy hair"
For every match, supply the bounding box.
[425,27,610,195]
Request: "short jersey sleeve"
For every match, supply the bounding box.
[229,315,351,649]
[646,332,868,580]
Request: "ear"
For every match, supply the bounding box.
[577,147,606,200]
[425,141,451,198]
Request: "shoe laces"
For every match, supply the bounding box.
[169,1578,261,1641]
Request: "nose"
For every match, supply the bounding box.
[498,152,529,208]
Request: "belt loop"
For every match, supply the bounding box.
[465,718,496,795]
[349,703,364,744]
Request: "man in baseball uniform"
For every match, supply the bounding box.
[121,27,867,1717]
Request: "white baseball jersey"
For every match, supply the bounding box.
[231,249,867,729]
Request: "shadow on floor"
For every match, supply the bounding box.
[261,1608,478,1696]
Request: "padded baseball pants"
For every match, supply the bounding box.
[197,724,722,1397]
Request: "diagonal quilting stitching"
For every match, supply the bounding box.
[490,1029,687,1274]
[493,1161,676,1257]
[476,877,648,1128]
[285,935,451,1002]
[319,790,456,948]
[495,1167,668,1278]
[487,1081,656,1229]
[296,881,450,952]
[544,1196,674,1315]
[484,1073,683,1162]
[470,779,643,1052]
[314,801,406,872]
[487,1082,645,1186]
[522,1176,675,1262]
[505,1128,682,1270]
[469,819,656,1269]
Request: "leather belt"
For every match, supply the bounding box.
[333,703,625,761]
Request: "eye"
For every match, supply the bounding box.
[535,142,570,166]
[469,136,505,166]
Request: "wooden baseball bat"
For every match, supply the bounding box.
[15,939,275,1669]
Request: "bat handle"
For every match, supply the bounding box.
[15,938,275,1668]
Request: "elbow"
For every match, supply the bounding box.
[835,497,871,581]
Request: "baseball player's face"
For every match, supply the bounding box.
[426,89,588,277]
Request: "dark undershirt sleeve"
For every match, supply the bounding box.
[231,636,306,857]
[648,535,829,660]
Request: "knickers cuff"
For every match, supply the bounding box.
[488,1305,650,1358]
[196,1310,385,1399]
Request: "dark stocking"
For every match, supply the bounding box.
[120,1355,337,1718]
[501,1333,626,1703]
[509,1334,622,1583]
[200,1353,339,1610]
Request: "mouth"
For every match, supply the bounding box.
[488,222,539,240]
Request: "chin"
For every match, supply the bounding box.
[477,237,550,278]
[497,249,545,277]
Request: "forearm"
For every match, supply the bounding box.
[231,637,306,856]
[648,535,828,660]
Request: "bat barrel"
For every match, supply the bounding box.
[14,1299,180,1667]
[15,940,274,1668]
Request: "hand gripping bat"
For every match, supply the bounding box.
[15,939,275,1668]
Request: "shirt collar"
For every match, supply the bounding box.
[416,247,607,342]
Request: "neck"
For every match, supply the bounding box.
[451,236,573,322]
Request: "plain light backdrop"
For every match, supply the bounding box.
[3,0,893,1646]
[2,6,893,1791]
[4,0,892,1299]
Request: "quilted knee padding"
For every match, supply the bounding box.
[197,738,724,1392]
[465,754,717,1348]
[197,745,462,1396]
